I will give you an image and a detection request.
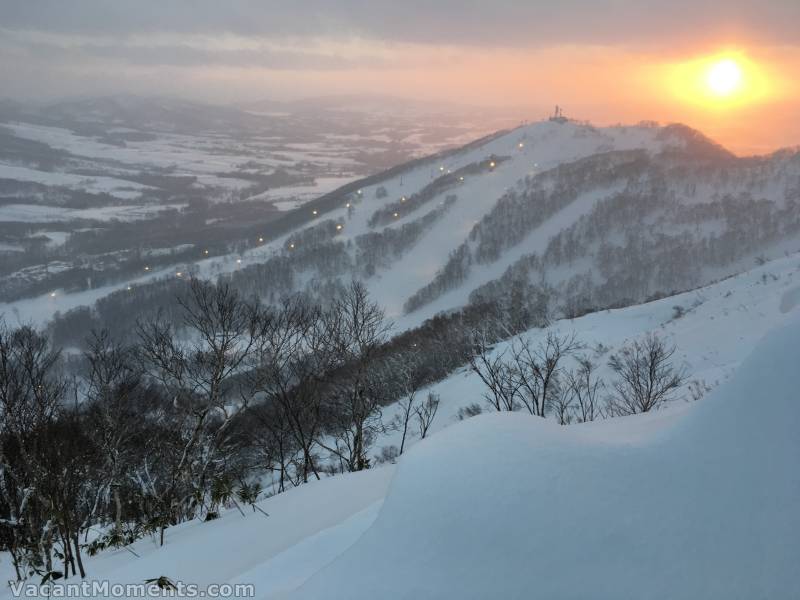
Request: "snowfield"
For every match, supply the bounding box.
[0,163,152,200]
[2,256,797,599]
[289,310,800,599]
[0,203,186,224]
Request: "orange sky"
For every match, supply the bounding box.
[3,3,799,155]
[164,41,799,155]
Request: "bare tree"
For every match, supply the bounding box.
[607,333,687,415]
[512,332,581,417]
[552,384,574,425]
[564,357,605,423]
[246,401,299,494]
[251,295,328,483]
[468,331,521,412]
[0,321,72,580]
[388,352,427,455]
[415,393,440,440]
[321,282,392,472]
[135,279,265,543]
[82,330,145,542]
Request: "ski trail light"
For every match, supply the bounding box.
[401,196,406,202]
[393,212,399,218]
[312,209,318,216]
[518,142,524,149]
[236,259,242,264]
[204,249,209,255]
[289,243,295,249]
[439,166,445,172]
[144,266,150,271]
[49,292,56,298]
[258,237,264,243]
[357,189,362,195]
[346,203,351,208]
[459,176,465,182]
[176,272,182,278]
[489,161,496,169]
[336,224,343,231]
[127,286,132,291]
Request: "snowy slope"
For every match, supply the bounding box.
[3,251,797,599]
[374,251,800,447]
[0,469,394,598]
[289,310,800,599]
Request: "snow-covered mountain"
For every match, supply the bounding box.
[20,117,800,350]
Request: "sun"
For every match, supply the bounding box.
[660,51,776,109]
[707,58,743,97]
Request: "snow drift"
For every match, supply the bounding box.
[289,318,800,599]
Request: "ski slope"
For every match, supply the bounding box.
[0,120,695,327]
[5,118,798,336]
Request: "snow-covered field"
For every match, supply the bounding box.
[251,176,362,211]
[2,253,797,599]
[0,163,151,199]
[0,202,186,223]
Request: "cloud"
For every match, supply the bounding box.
[3,0,799,48]
[17,38,382,71]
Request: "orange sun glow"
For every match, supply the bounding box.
[660,51,775,109]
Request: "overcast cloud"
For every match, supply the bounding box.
[3,0,800,46]
[0,0,798,107]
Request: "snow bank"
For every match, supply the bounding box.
[0,468,393,598]
[290,318,800,599]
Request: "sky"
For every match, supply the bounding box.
[1,0,799,154]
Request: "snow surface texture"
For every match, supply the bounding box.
[287,315,800,600]
[1,285,796,598]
